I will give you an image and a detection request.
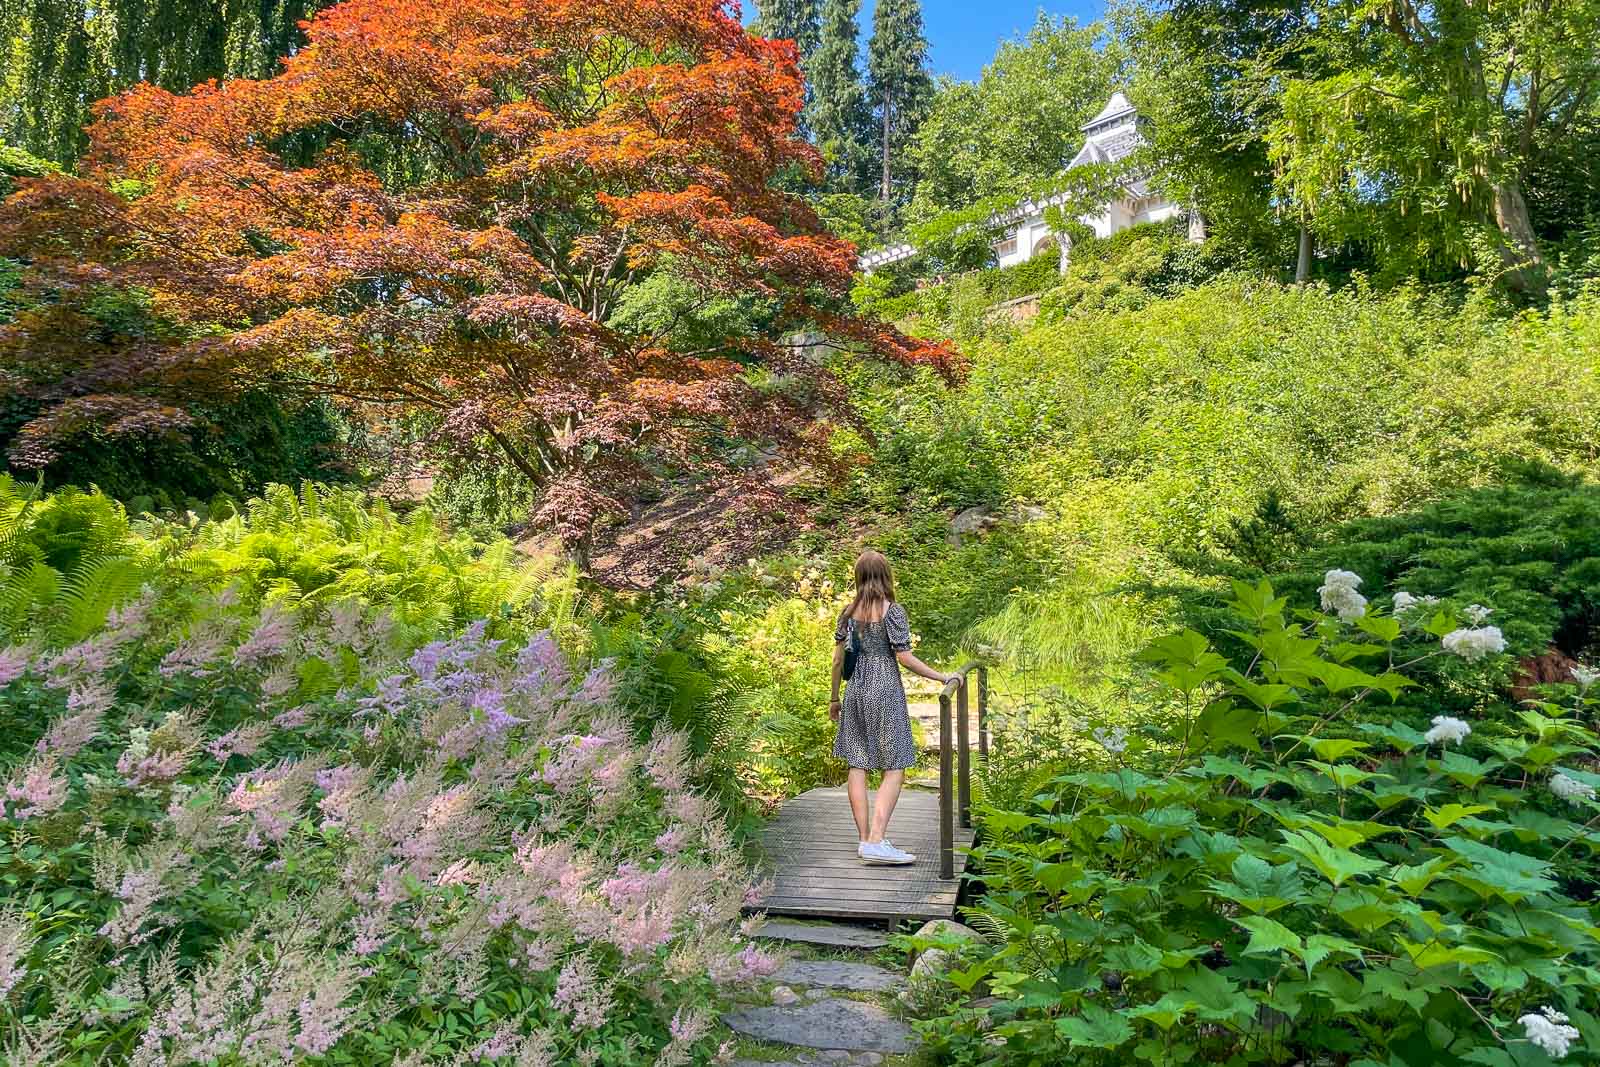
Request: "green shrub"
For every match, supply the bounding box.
[1279,479,1600,662]
[924,580,1600,1066]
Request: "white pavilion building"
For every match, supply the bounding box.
[858,91,1193,275]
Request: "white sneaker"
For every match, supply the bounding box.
[858,840,916,866]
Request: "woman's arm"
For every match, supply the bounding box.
[829,639,845,722]
[896,649,956,685]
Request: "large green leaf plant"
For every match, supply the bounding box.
[928,576,1600,1066]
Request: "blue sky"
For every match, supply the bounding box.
[744,1,1109,83]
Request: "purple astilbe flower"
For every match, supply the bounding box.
[233,604,296,668]
[356,673,410,717]
[470,687,524,736]
[0,646,29,688]
[5,757,68,819]
[159,628,228,679]
[97,860,188,947]
[409,641,448,683]
[655,827,689,855]
[515,631,570,691]
[660,1005,713,1065]
[0,909,34,1000]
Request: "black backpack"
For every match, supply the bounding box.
[841,617,863,681]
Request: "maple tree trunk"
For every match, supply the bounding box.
[880,91,892,202]
[1492,177,1549,299]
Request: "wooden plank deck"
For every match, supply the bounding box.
[751,785,975,924]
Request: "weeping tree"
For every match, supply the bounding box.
[0,0,331,164]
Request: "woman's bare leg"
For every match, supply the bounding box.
[865,769,905,843]
[846,768,870,842]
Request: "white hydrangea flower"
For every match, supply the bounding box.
[1550,772,1597,804]
[1442,626,1506,661]
[1092,726,1128,755]
[1423,715,1472,746]
[1318,570,1368,621]
[1571,665,1600,692]
[1392,591,1439,614]
[1464,603,1493,625]
[1520,1007,1580,1059]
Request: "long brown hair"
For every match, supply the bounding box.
[841,550,896,625]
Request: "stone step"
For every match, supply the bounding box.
[722,997,918,1053]
[732,1052,887,1067]
[772,959,901,993]
[753,920,891,950]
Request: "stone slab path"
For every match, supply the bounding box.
[724,921,918,1064]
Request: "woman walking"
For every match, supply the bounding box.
[830,550,957,865]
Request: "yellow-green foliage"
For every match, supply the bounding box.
[855,279,1600,703]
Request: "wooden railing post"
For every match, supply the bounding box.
[938,684,955,880]
[977,665,989,760]
[957,676,971,829]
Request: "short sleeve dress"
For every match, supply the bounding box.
[833,602,917,771]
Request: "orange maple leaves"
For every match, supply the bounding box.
[0,0,958,549]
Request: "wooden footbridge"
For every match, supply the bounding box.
[750,665,988,926]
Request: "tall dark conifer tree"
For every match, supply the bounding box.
[808,0,874,192]
[866,0,933,203]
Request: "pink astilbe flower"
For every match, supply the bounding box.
[272,704,312,729]
[97,856,193,948]
[645,728,692,793]
[356,673,410,717]
[102,586,156,645]
[0,908,34,1000]
[37,679,114,758]
[204,723,270,763]
[233,604,296,668]
[0,645,29,687]
[226,760,313,849]
[5,757,68,819]
[659,1005,713,1066]
[553,953,612,1030]
[293,968,356,1056]
[116,717,196,787]
[159,627,228,679]
[541,733,615,794]
[314,764,368,831]
[655,827,689,855]
[41,634,117,687]
[260,665,298,701]
[569,661,617,708]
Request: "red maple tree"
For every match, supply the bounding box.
[0,0,954,552]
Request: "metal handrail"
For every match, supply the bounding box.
[936,662,987,879]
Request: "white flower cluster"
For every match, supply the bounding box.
[1550,772,1597,804]
[1572,665,1600,692]
[1424,715,1472,746]
[1391,590,1440,615]
[1318,570,1367,621]
[1520,1007,1580,1059]
[1442,625,1506,662]
[1464,603,1493,625]
[1092,726,1128,755]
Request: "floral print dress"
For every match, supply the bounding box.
[833,602,917,771]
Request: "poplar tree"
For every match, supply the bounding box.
[807,0,874,192]
[866,0,933,203]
